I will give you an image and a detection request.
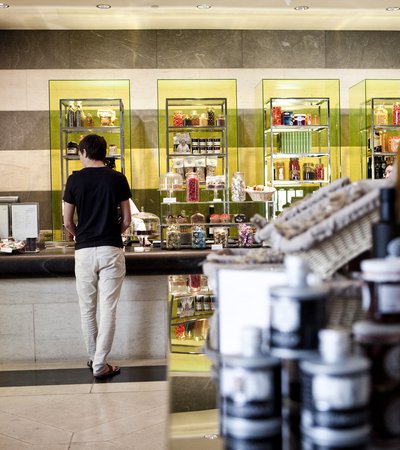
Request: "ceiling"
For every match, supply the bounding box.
[0,0,399,31]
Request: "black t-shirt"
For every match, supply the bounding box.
[63,167,132,250]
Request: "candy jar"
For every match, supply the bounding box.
[238,223,254,248]
[183,114,192,126]
[186,172,199,202]
[289,158,300,180]
[392,102,400,125]
[166,224,181,250]
[191,111,199,126]
[214,227,229,247]
[173,111,183,127]
[374,104,388,125]
[207,107,215,126]
[231,171,246,202]
[191,224,206,249]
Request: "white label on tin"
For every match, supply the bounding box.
[220,367,273,403]
[378,284,400,313]
[383,344,400,380]
[312,374,370,410]
[271,297,300,332]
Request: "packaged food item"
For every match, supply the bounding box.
[374,104,388,125]
[388,136,400,153]
[191,111,199,126]
[289,158,301,180]
[97,109,115,126]
[183,114,192,126]
[172,158,184,178]
[238,224,253,247]
[216,115,225,127]
[207,107,215,126]
[194,156,206,182]
[392,102,400,125]
[183,156,195,177]
[272,106,282,125]
[175,133,191,153]
[166,224,181,250]
[214,227,229,247]
[199,113,208,126]
[206,155,218,177]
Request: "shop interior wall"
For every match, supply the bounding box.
[0,30,400,232]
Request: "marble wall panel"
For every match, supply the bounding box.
[0,31,70,70]
[113,300,167,359]
[0,305,34,361]
[157,30,243,68]
[131,109,158,149]
[0,150,50,191]
[0,111,49,151]
[0,71,27,111]
[326,31,400,69]
[70,30,157,69]
[242,30,325,68]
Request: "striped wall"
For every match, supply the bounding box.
[1,30,400,231]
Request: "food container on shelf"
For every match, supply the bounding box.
[159,172,183,191]
[186,171,200,202]
[131,207,160,240]
[66,141,79,155]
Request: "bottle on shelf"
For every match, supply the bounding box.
[207,204,215,237]
[66,101,75,127]
[75,101,85,127]
[289,158,300,181]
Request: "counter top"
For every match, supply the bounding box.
[0,247,210,278]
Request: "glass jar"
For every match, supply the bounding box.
[186,172,199,202]
[393,103,400,125]
[231,171,246,202]
[190,212,205,225]
[173,111,183,127]
[166,224,181,250]
[183,114,192,126]
[191,111,199,126]
[214,227,229,247]
[289,158,301,181]
[189,274,202,292]
[199,113,208,126]
[216,115,225,127]
[315,162,325,180]
[207,107,215,126]
[275,161,285,180]
[361,258,400,324]
[191,224,206,249]
[374,104,388,125]
[238,223,253,248]
[272,106,282,125]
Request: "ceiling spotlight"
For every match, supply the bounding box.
[0,3,10,8]
[197,4,211,9]
[96,4,111,9]
[386,6,400,11]
[294,6,309,10]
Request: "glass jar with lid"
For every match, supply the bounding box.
[166,224,181,250]
[216,115,225,127]
[207,107,215,126]
[191,211,205,224]
[191,111,200,126]
[131,207,161,248]
[186,172,200,202]
[183,114,192,127]
[374,104,388,125]
[191,224,206,249]
[231,171,246,202]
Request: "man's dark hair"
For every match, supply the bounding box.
[79,134,107,161]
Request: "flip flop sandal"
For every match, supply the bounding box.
[93,364,120,380]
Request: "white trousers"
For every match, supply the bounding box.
[75,246,125,373]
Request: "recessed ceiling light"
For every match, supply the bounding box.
[0,3,10,8]
[386,6,400,11]
[197,4,211,9]
[294,5,309,10]
[96,4,111,9]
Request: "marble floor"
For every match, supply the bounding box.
[0,359,169,450]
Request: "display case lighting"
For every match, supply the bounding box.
[0,3,10,8]
[96,4,112,9]
[294,5,309,10]
[197,4,211,9]
[386,6,400,11]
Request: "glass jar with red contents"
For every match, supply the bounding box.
[289,158,300,180]
[392,102,400,125]
[272,106,282,125]
[173,111,183,127]
[186,172,199,202]
[189,274,202,292]
[315,162,325,180]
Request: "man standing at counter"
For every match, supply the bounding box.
[63,134,132,380]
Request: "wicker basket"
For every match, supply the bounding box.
[246,188,276,201]
[293,208,379,279]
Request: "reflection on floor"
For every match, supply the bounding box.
[0,359,168,450]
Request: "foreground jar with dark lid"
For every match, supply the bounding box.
[361,257,400,324]
[353,320,400,446]
[300,329,371,448]
[269,256,329,359]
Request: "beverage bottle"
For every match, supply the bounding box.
[372,187,400,258]
[207,204,215,237]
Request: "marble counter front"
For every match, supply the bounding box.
[0,247,210,363]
